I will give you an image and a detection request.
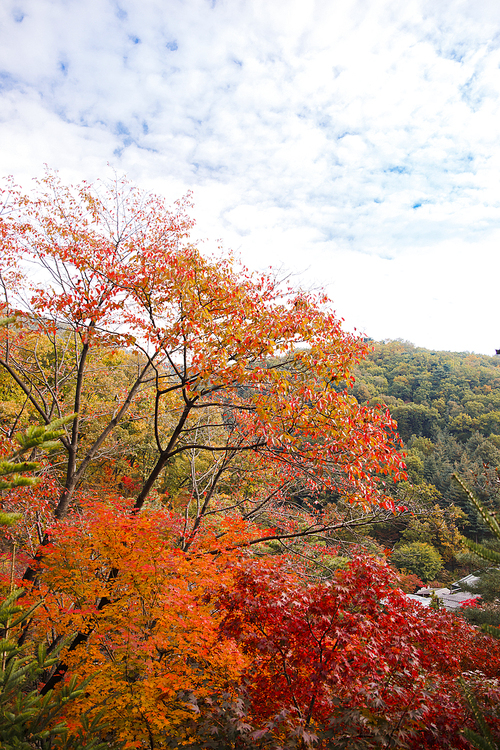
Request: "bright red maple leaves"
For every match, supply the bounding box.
[215,555,500,749]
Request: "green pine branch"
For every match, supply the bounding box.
[12,415,77,458]
[454,476,500,750]
[453,474,500,540]
[463,729,498,750]
[461,537,500,566]
[0,414,76,500]
[460,676,499,750]
[481,624,500,639]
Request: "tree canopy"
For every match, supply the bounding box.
[0,169,406,544]
[0,172,498,749]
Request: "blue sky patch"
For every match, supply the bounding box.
[115,5,127,21]
[116,122,130,136]
[0,72,17,91]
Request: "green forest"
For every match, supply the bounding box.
[0,172,498,749]
[352,341,500,552]
[346,341,500,590]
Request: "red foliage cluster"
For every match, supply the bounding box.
[397,571,424,593]
[460,597,482,609]
[215,554,500,749]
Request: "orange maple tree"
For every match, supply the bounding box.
[25,497,254,746]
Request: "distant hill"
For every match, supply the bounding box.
[351,341,500,538]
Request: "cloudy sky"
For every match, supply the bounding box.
[1,0,500,354]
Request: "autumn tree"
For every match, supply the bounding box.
[0,169,409,701]
[0,172,194,524]
[25,498,253,746]
[18,502,500,749]
[0,169,406,552]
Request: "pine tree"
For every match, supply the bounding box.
[453,474,500,750]
[453,473,500,640]
[0,365,117,748]
[0,589,113,749]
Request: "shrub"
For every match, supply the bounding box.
[390,542,443,583]
[398,571,424,593]
[461,603,500,629]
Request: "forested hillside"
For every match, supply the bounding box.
[0,172,498,749]
[351,341,500,539]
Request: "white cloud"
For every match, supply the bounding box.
[1,0,500,353]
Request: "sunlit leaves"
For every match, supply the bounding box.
[1,169,407,531]
[20,508,500,749]
[24,499,255,746]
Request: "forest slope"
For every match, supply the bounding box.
[351,340,500,539]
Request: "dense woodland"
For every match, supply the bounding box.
[351,343,500,560]
[354,341,500,511]
[0,171,498,749]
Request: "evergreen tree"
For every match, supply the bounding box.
[454,474,500,750]
[453,474,500,640]
[0,388,116,748]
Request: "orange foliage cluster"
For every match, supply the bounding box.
[6,499,496,749]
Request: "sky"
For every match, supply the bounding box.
[1,0,500,354]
